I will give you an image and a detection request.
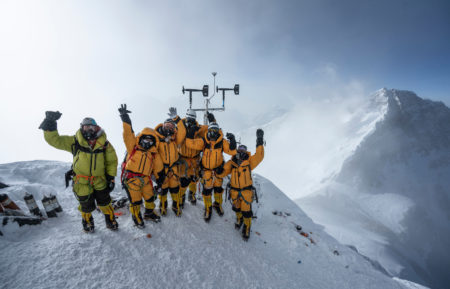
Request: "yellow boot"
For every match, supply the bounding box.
[159,194,168,216]
[179,186,187,209]
[203,194,212,222]
[188,182,197,205]
[81,212,94,233]
[130,204,145,228]
[235,211,243,230]
[170,192,182,217]
[213,192,224,216]
[99,204,119,231]
[144,200,161,222]
[242,217,252,241]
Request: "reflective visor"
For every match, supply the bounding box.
[237,144,247,152]
[141,137,154,145]
[82,125,99,133]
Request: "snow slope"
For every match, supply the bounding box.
[299,89,450,289]
[0,160,418,289]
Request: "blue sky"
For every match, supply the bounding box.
[0,0,449,163]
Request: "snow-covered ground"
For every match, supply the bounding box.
[298,89,450,289]
[0,160,420,289]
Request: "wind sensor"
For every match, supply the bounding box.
[182,72,240,124]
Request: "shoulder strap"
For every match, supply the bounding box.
[71,138,109,155]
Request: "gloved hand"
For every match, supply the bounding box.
[226,133,236,150]
[214,165,224,175]
[168,107,177,118]
[106,175,115,193]
[118,104,132,125]
[207,112,216,123]
[46,111,62,121]
[39,111,62,131]
[256,128,264,146]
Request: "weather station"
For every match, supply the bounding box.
[182,72,240,124]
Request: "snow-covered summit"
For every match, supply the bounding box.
[0,160,418,289]
[300,88,450,289]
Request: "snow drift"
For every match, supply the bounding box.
[0,160,417,289]
[299,89,450,289]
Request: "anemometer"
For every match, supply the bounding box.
[182,72,239,124]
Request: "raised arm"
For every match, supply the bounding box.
[119,104,136,154]
[39,111,75,153]
[250,129,265,170]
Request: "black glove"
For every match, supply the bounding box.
[118,104,132,125]
[65,169,75,188]
[256,128,264,146]
[168,107,177,118]
[214,165,224,175]
[226,133,236,150]
[106,175,115,193]
[207,112,216,123]
[38,111,62,131]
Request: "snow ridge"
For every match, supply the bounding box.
[300,89,450,289]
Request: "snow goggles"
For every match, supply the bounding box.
[82,125,99,132]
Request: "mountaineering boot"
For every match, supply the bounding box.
[144,208,161,223]
[99,204,118,231]
[104,214,119,231]
[188,190,196,205]
[171,201,182,217]
[235,212,243,230]
[171,192,182,217]
[159,194,168,216]
[203,193,212,222]
[180,193,186,209]
[81,212,95,233]
[212,202,224,216]
[204,206,212,222]
[213,191,224,216]
[188,182,197,205]
[130,204,145,229]
[242,217,252,241]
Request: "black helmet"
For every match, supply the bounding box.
[80,117,101,140]
[139,135,156,150]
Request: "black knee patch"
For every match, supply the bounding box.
[169,186,179,194]
[232,206,241,212]
[180,177,190,188]
[242,210,253,218]
[78,195,96,213]
[203,188,213,196]
[214,186,224,194]
[161,188,169,196]
[94,188,112,207]
[146,195,156,203]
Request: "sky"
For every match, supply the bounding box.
[1,0,449,165]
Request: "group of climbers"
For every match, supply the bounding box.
[39,105,264,240]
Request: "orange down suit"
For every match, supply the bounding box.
[154,119,185,215]
[177,119,208,198]
[122,123,164,209]
[218,144,264,213]
[185,130,236,189]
